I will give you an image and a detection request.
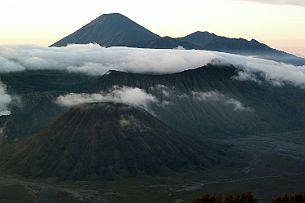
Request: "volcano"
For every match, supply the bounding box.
[0,102,218,180]
[51,13,159,47]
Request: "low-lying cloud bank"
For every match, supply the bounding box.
[56,86,253,113]
[2,44,304,117]
[216,54,305,88]
[0,44,305,89]
[56,86,158,111]
[148,85,253,112]
[192,91,254,112]
[0,82,12,116]
[0,44,215,75]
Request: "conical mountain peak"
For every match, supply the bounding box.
[51,13,159,47]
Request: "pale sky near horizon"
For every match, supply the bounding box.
[0,0,305,57]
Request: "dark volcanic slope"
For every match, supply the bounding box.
[1,65,305,182]
[96,65,305,137]
[51,13,160,47]
[179,31,269,52]
[133,36,202,50]
[0,70,99,141]
[179,31,305,66]
[3,64,305,141]
[0,103,216,180]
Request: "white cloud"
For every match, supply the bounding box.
[0,44,305,89]
[0,82,12,116]
[232,71,262,84]
[192,91,254,112]
[173,46,186,50]
[56,86,158,111]
[213,53,305,88]
[0,56,25,73]
[56,87,252,113]
[149,84,171,97]
[0,44,215,75]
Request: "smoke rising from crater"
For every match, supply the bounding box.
[192,91,254,112]
[0,82,12,116]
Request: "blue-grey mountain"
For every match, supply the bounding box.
[52,13,305,66]
[51,13,159,47]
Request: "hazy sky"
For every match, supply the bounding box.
[0,0,304,57]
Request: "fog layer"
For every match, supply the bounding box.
[1,44,305,116]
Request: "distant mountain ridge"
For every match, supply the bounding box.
[51,13,305,66]
[178,31,305,66]
[178,31,269,52]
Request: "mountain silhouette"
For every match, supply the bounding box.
[52,13,305,66]
[51,13,159,47]
[179,31,305,65]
